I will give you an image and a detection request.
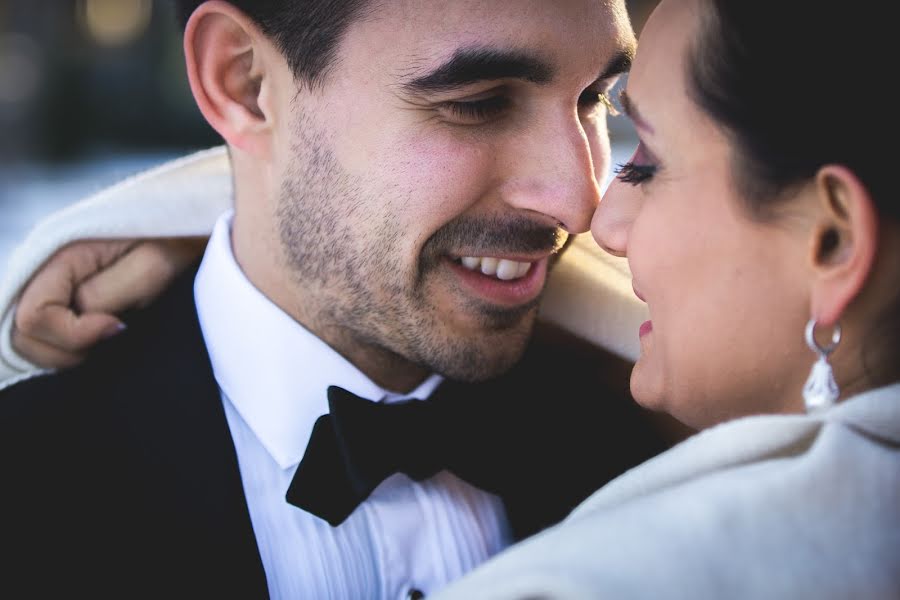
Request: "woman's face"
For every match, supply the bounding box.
[592,0,813,429]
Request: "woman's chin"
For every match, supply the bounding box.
[628,357,667,413]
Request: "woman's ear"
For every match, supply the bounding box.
[808,165,879,326]
[183,1,278,157]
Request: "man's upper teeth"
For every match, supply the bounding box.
[460,257,531,280]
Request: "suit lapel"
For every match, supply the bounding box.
[98,263,269,597]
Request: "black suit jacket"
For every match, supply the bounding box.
[0,265,667,598]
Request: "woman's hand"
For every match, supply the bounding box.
[12,237,206,368]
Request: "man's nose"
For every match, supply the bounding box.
[591,177,638,258]
[499,116,602,234]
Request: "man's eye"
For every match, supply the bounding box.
[578,89,619,115]
[440,96,511,124]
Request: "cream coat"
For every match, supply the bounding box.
[432,383,900,599]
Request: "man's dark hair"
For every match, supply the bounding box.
[176,0,372,87]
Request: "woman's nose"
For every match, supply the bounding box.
[591,177,639,257]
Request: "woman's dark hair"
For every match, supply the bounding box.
[688,0,892,220]
[689,0,897,384]
[175,0,372,88]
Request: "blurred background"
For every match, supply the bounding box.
[0,0,658,274]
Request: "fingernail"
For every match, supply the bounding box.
[102,322,127,339]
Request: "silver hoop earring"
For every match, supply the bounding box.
[802,319,841,413]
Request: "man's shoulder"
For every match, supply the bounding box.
[0,262,209,426]
[0,273,262,597]
[0,323,157,421]
[0,370,80,448]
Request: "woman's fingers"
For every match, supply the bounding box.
[74,238,206,314]
[12,237,207,368]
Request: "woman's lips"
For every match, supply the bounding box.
[634,286,652,337]
[639,320,653,338]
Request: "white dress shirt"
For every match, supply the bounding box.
[194,211,512,599]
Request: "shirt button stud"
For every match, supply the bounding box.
[406,589,425,600]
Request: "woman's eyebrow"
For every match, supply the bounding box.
[619,89,653,133]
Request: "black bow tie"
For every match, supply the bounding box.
[286,385,461,526]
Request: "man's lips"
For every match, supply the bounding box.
[446,253,550,307]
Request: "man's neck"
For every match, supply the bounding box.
[229,207,431,394]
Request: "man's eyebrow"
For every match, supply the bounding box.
[401,47,555,94]
[618,89,653,133]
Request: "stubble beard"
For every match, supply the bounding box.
[276,115,562,382]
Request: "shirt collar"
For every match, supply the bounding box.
[194,211,443,469]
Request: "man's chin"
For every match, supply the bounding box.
[427,320,536,383]
[434,348,527,383]
[475,303,539,332]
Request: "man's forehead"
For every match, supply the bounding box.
[344,0,634,80]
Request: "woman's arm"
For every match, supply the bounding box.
[1,146,651,390]
[0,146,233,388]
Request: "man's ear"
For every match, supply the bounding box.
[808,165,879,326]
[183,1,278,157]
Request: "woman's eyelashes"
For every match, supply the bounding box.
[615,162,657,184]
[615,144,658,185]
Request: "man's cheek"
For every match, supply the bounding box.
[394,134,496,225]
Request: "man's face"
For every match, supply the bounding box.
[271,0,635,386]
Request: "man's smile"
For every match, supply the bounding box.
[445,253,550,307]
[457,256,533,280]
